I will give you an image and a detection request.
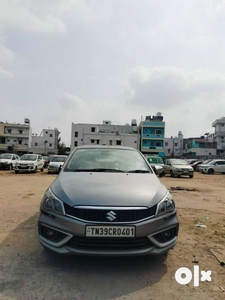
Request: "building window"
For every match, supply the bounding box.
[116,140,121,145]
[91,139,95,143]
[109,140,113,145]
[35,142,38,146]
[14,140,17,142]
[168,149,171,153]
[7,129,12,134]
[151,130,155,134]
[18,140,22,145]
[49,143,52,147]
[156,130,161,134]
[45,131,48,134]
[18,130,23,134]
[50,134,53,137]
[150,141,154,146]
[144,129,148,132]
[96,140,100,144]
[91,127,95,132]
[75,132,78,137]
[156,142,161,146]
[174,143,178,146]
[165,142,168,146]
[74,141,78,147]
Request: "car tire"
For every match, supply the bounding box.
[8,164,12,170]
[34,167,37,173]
[170,170,175,177]
[41,168,44,172]
[208,168,214,174]
[15,170,19,174]
[48,171,50,174]
[189,175,193,178]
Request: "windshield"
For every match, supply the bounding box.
[20,154,37,161]
[171,159,189,165]
[65,148,152,173]
[0,154,12,159]
[202,159,212,164]
[147,156,164,164]
[51,156,67,162]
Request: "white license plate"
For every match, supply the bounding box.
[86,226,135,238]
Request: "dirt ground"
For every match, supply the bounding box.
[0,169,224,300]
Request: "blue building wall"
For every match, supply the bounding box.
[140,120,165,157]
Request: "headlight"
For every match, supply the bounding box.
[29,163,34,166]
[156,192,175,216]
[42,189,65,215]
[4,161,9,164]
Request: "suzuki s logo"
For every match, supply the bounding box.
[106,211,117,221]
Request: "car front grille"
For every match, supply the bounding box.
[67,236,152,250]
[18,164,30,169]
[64,204,157,223]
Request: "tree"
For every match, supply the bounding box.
[58,142,68,155]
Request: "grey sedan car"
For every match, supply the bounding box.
[38,146,179,256]
[48,155,67,174]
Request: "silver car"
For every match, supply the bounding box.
[48,155,67,174]
[200,159,225,174]
[164,158,194,178]
[38,146,179,256]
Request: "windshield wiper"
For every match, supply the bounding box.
[72,168,126,172]
[127,170,150,173]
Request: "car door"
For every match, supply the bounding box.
[215,160,225,173]
[164,160,172,174]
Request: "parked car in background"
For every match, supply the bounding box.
[48,155,67,174]
[164,158,194,178]
[200,159,225,174]
[0,153,20,170]
[146,155,165,177]
[186,159,199,165]
[38,145,179,256]
[197,159,213,172]
[15,154,44,173]
[42,156,50,168]
[190,160,204,171]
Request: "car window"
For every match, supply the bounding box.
[65,148,152,172]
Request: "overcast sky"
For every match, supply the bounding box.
[1,0,225,146]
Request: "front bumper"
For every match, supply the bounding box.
[174,169,193,176]
[15,165,35,172]
[48,167,60,174]
[38,210,179,256]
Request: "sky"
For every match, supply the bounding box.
[1,0,225,146]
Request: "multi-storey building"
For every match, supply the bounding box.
[164,131,184,157]
[29,128,60,154]
[209,117,225,156]
[0,119,31,155]
[183,136,217,158]
[71,120,139,151]
[139,113,165,157]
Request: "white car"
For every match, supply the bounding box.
[0,153,20,170]
[15,154,44,173]
[48,155,67,174]
[201,159,225,174]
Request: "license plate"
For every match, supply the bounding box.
[86,226,135,238]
